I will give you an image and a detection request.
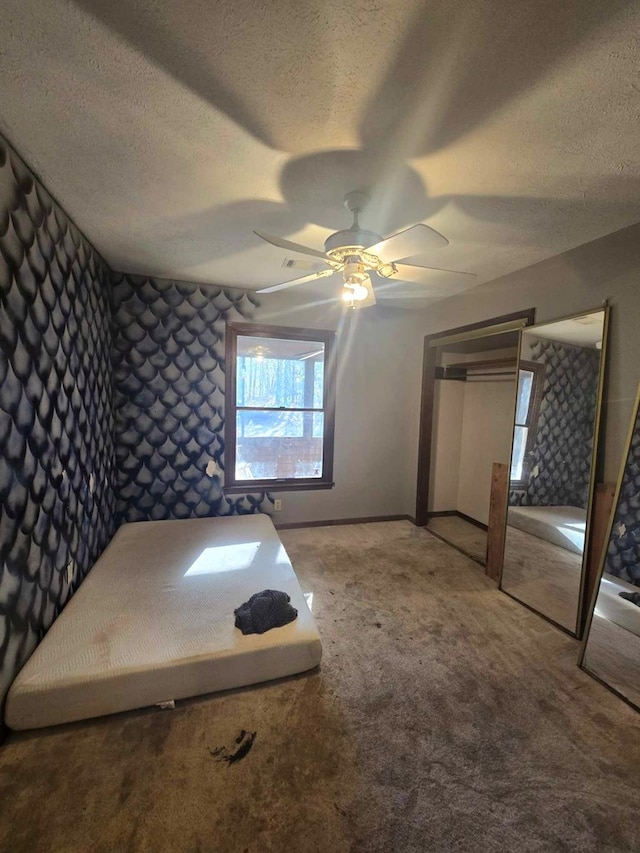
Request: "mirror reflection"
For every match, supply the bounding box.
[582,391,640,709]
[501,309,607,634]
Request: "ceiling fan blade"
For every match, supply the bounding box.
[254,230,327,259]
[391,262,476,288]
[372,269,472,300]
[256,269,337,294]
[368,223,449,262]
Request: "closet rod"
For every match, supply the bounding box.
[465,370,516,377]
[438,370,517,381]
[466,376,516,383]
[443,357,517,372]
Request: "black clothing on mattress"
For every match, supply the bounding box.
[234,589,298,635]
[619,590,640,607]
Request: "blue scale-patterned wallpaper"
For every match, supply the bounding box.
[0,132,275,716]
[510,338,600,509]
[0,136,115,709]
[604,402,640,586]
[112,273,271,522]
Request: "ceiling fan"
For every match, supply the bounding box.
[254,191,476,307]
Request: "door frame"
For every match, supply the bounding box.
[414,308,536,527]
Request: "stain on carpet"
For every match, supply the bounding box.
[209,730,256,765]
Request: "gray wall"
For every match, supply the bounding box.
[232,291,427,526]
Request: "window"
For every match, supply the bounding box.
[224,323,336,492]
[511,360,545,487]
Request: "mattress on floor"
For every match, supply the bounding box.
[507,505,586,555]
[5,514,322,730]
[594,574,640,636]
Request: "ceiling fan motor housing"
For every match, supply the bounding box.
[324,227,382,253]
[324,190,382,254]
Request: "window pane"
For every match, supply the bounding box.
[511,425,528,480]
[236,409,302,438]
[515,370,533,425]
[237,355,305,408]
[236,411,323,480]
[313,361,324,408]
[312,412,324,439]
[236,336,324,409]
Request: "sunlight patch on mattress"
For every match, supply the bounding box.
[556,521,586,551]
[184,542,262,576]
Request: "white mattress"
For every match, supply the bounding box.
[594,574,640,636]
[5,515,322,730]
[507,505,586,555]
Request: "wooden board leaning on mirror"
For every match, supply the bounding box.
[499,307,610,637]
[580,382,640,712]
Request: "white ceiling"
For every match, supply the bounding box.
[1,0,639,308]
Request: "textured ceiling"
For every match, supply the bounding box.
[526,313,605,347]
[1,0,639,307]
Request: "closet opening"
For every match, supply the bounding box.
[415,310,536,565]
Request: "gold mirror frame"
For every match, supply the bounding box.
[499,306,610,637]
[579,380,640,712]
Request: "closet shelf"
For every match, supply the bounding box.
[435,356,518,381]
[444,357,517,372]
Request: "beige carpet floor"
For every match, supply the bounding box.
[1,521,639,853]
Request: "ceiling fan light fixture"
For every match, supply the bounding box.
[377,262,397,278]
[342,283,369,303]
[343,261,368,283]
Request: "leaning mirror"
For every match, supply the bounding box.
[581,384,640,710]
[500,308,609,635]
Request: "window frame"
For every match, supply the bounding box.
[510,359,546,489]
[224,322,336,493]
